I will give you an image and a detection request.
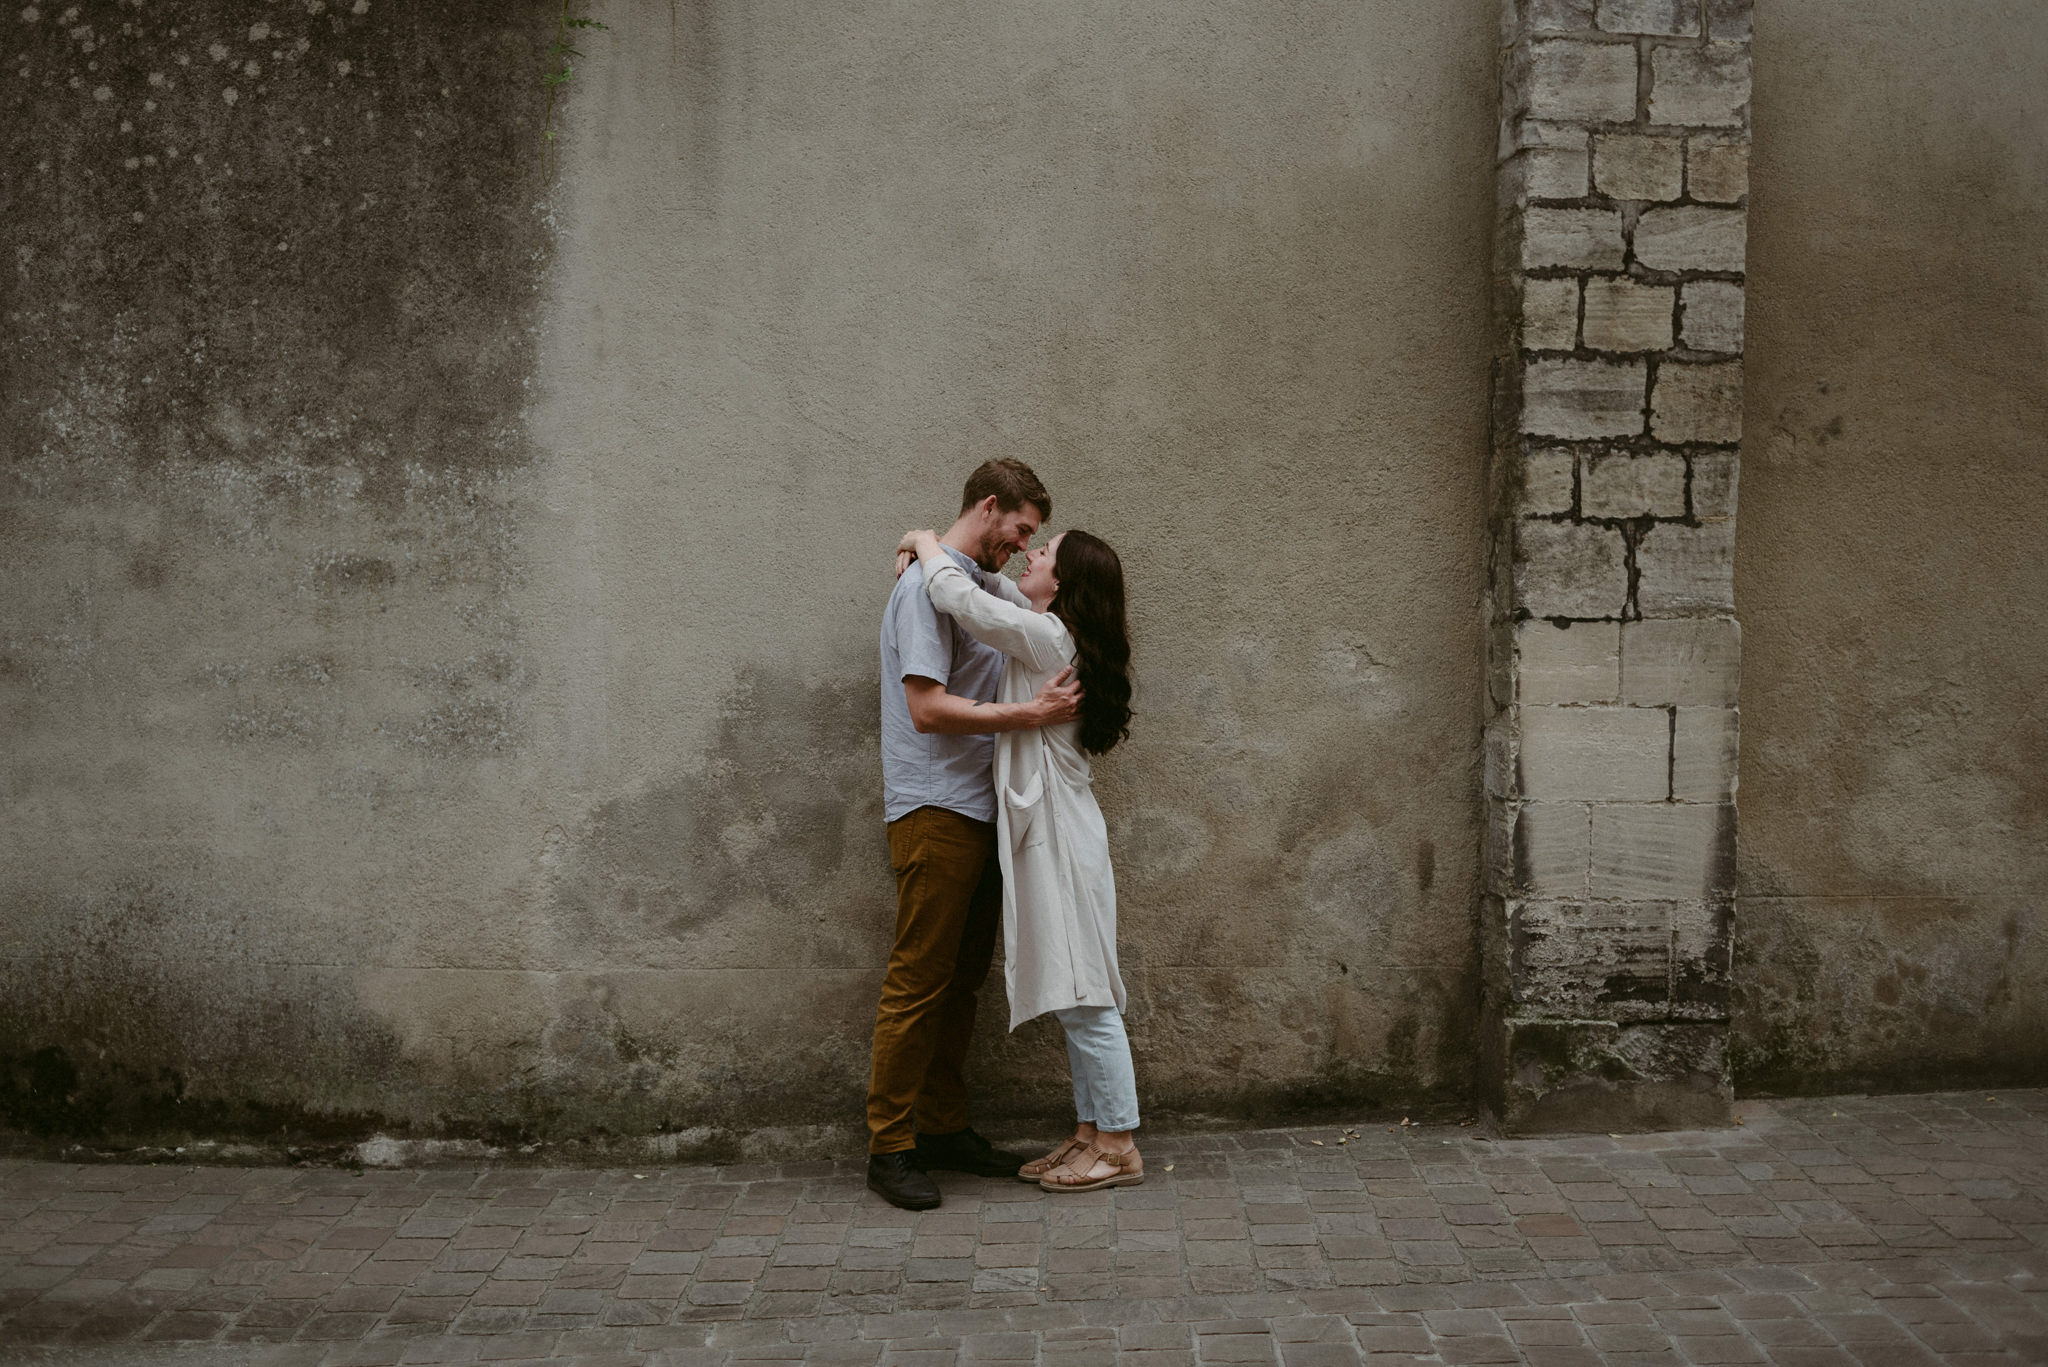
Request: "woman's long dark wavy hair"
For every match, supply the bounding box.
[1048,530,1133,755]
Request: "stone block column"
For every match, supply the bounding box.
[1481,0,1750,1131]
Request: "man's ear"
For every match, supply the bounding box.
[971,494,1000,525]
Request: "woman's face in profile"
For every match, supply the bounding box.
[1019,532,1064,603]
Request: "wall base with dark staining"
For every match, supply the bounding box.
[1732,898,2047,1098]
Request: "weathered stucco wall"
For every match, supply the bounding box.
[2,0,1498,1151]
[1733,1,2048,1091]
[1,0,560,1140]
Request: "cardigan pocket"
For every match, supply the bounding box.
[1002,773,1048,849]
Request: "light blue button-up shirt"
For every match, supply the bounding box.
[879,545,1006,824]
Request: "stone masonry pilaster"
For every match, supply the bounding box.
[1482,0,1750,1131]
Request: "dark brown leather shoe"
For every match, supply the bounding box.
[867,1151,941,1210]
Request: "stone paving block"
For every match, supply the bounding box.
[1192,1330,1278,1363]
[960,1330,1036,1359]
[1509,1315,1589,1345]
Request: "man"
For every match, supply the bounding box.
[867,458,1082,1210]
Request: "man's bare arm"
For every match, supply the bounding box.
[904,669,1081,735]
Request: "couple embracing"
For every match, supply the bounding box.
[865,458,1140,1211]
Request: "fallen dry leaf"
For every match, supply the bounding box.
[1310,1139,1324,1146]
[1163,1164,1174,1172]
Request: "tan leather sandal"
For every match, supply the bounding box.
[1039,1142,1144,1192]
[1017,1137,1087,1183]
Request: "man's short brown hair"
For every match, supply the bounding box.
[960,458,1051,522]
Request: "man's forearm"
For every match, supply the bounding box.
[909,691,1044,735]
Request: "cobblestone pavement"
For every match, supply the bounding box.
[1,1090,2043,1365]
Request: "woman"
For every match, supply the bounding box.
[897,525,1140,1192]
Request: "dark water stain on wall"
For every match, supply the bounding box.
[1,0,556,497]
[0,875,409,1143]
[1731,897,2046,1095]
[548,662,885,964]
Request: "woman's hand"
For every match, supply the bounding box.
[894,529,941,578]
[892,532,933,582]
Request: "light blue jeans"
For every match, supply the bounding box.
[1054,1005,1140,1132]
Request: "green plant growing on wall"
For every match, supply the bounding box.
[541,0,609,157]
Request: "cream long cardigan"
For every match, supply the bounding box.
[924,560,1126,1030]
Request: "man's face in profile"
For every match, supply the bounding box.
[975,500,1043,572]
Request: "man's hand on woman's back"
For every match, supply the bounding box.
[1032,666,1083,727]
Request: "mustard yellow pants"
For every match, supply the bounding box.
[865,805,1002,1155]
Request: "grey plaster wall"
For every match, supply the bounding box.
[1,0,1498,1150]
[1733,1,2048,1092]
[0,0,568,1142]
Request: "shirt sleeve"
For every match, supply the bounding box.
[924,560,1070,673]
[988,573,1033,610]
[890,566,953,684]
